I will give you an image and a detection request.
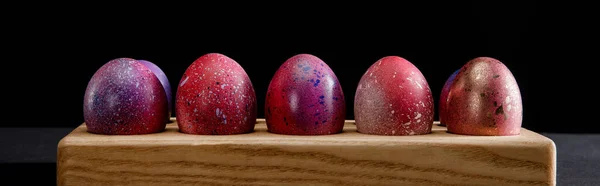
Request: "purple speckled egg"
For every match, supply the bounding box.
[83,58,168,135]
[438,69,460,126]
[138,59,172,122]
[265,54,346,135]
[354,56,434,136]
[446,57,523,136]
[176,53,257,135]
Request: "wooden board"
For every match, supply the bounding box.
[57,118,556,186]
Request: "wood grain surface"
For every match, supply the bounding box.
[57,118,556,186]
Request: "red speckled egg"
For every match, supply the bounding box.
[176,53,257,135]
[265,54,345,135]
[438,69,460,126]
[83,58,168,135]
[354,56,434,135]
[445,57,522,136]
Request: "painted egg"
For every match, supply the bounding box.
[138,60,172,122]
[176,53,257,135]
[445,57,522,136]
[438,69,460,126]
[354,56,434,135]
[83,58,168,135]
[265,54,345,135]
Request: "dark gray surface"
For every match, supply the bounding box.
[0,128,598,185]
[0,128,72,163]
[540,133,600,186]
[1,128,72,185]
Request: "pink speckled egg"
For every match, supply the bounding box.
[354,56,434,135]
[265,54,346,135]
[445,57,522,136]
[176,53,257,135]
[438,69,459,126]
[83,58,168,135]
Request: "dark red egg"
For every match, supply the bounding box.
[176,53,257,135]
[438,69,460,126]
[83,58,168,135]
[265,54,346,135]
[354,56,434,135]
[445,57,523,136]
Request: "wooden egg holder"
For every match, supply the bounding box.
[57,118,556,186]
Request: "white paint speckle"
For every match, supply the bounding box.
[389,104,392,107]
[221,83,227,89]
[216,108,221,117]
[392,130,396,134]
[415,112,422,119]
[194,108,198,113]
[507,104,512,111]
[391,110,395,114]
[505,96,511,104]
[403,122,411,126]
[370,72,373,77]
[409,131,415,135]
[417,119,421,123]
[416,82,423,89]
[180,76,189,87]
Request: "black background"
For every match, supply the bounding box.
[4,2,595,133]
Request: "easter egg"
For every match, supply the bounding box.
[265,54,346,135]
[138,60,172,122]
[176,53,257,135]
[445,57,523,136]
[83,58,168,135]
[438,69,460,126]
[354,56,434,135]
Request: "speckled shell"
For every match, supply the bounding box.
[265,54,346,135]
[176,53,257,135]
[354,56,434,135]
[438,69,460,126]
[83,58,168,135]
[445,57,522,136]
[138,60,172,122]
